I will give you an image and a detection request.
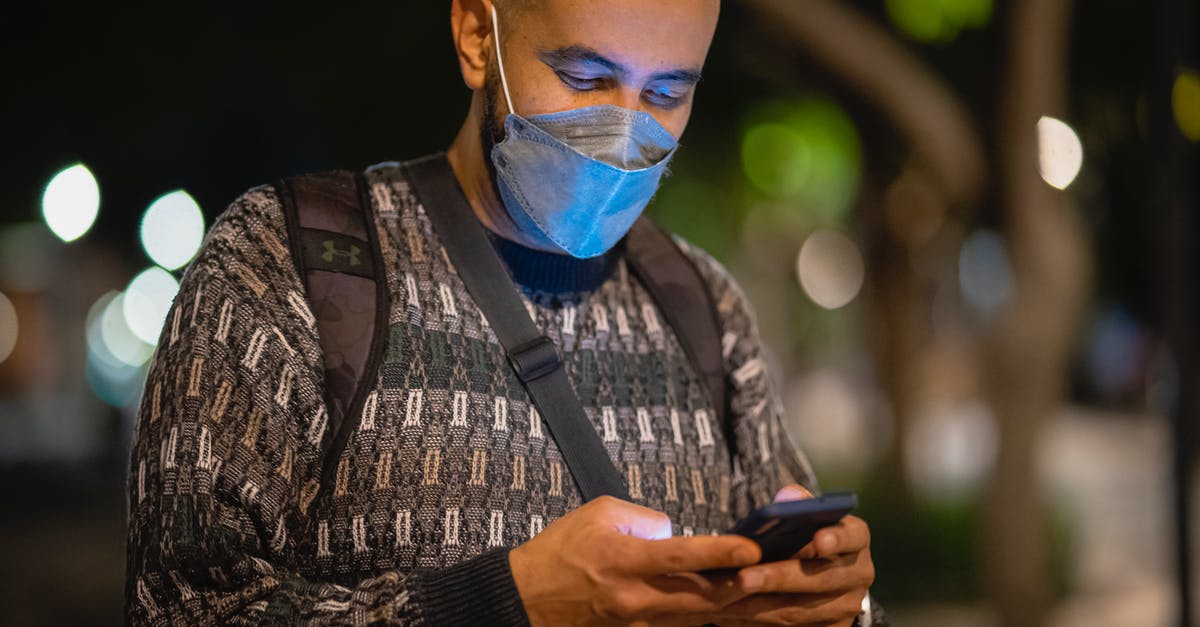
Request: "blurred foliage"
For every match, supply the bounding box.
[854,470,1075,605]
[884,0,994,44]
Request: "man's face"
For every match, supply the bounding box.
[482,0,720,150]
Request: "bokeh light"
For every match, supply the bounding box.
[1085,307,1145,399]
[141,190,205,270]
[85,291,153,408]
[41,164,100,243]
[1173,67,1200,142]
[958,229,1013,317]
[1037,115,1084,190]
[0,291,17,364]
[742,123,812,198]
[742,100,861,225]
[123,267,180,345]
[796,229,866,310]
[88,291,155,368]
[786,369,884,474]
[905,400,998,501]
[885,0,993,44]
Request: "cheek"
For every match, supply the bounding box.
[654,107,693,141]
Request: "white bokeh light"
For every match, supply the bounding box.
[905,400,998,501]
[41,164,100,243]
[0,291,17,364]
[86,291,153,408]
[795,229,866,310]
[1037,115,1083,190]
[123,267,180,345]
[87,291,155,368]
[141,190,205,270]
[785,369,882,473]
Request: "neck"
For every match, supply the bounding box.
[446,95,563,255]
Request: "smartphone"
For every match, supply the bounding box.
[728,492,858,563]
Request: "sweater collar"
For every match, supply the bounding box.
[486,230,622,295]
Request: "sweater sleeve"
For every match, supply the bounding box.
[676,239,889,627]
[123,187,530,626]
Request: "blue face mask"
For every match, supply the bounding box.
[488,6,679,259]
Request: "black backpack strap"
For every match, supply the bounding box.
[274,171,389,493]
[402,153,631,503]
[624,218,731,452]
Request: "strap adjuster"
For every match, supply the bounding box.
[508,336,560,383]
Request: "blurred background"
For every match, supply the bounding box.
[2,0,1197,625]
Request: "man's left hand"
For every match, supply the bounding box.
[704,484,875,626]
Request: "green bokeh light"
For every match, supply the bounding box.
[885,0,994,44]
[742,123,813,198]
[740,99,862,227]
[1174,68,1200,142]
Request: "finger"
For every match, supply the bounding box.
[712,588,868,625]
[736,552,874,595]
[626,534,762,575]
[644,571,752,609]
[774,484,814,502]
[589,496,674,540]
[811,515,870,558]
[608,576,753,620]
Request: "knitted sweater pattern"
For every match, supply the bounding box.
[124,161,825,625]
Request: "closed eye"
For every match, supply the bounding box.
[555,70,609,92]
[643,85,690,109]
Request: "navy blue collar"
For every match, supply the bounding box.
[486,231,622,295]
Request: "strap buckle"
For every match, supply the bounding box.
[508,336,560,383]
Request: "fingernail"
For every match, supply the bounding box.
[819,533,837,554]
[741,570,764,591]
[775,486,810,501]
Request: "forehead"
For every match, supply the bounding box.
[511,0,720,71]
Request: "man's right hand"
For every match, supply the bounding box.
[508,496,763,626]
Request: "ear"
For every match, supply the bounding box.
[450,0,494,91]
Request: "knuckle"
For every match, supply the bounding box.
[603,589,645,619]
[862,559,876,585]
[592,495,620,511]
[659,547,686,572]
[748,568,773,591]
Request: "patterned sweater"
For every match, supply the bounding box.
[123,160,872,625]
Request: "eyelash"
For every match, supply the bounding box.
[556,71,605,91]
[644,89,685,109]
[555,71,686,109]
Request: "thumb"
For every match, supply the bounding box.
[592,497,674,540]
[774,484,813,502]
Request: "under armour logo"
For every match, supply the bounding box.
[321,240,362,267]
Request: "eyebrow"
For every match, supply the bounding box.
[537,45,703,84]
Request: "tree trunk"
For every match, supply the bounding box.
[984,0,1089,624]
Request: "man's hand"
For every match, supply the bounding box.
[705,485,875,626]
[508,495,764,626]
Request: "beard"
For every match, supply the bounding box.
[478,61,508,187]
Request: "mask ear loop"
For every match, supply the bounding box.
[490,3,516,116]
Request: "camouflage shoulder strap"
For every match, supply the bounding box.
[274,171,389,493]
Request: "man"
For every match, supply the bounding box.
[124,0,881,624]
